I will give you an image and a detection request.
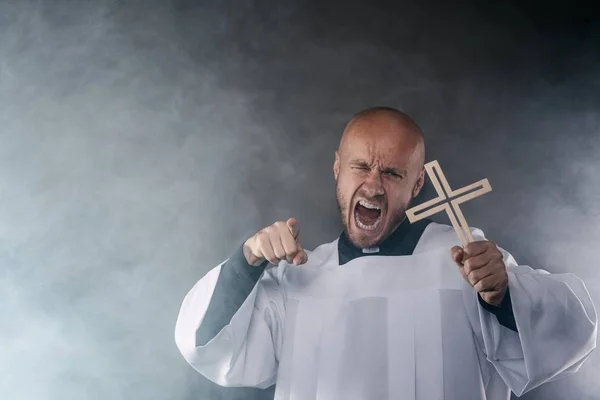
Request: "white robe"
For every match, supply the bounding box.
[174,223,598,400]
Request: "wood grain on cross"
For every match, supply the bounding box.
[406,160,492,247]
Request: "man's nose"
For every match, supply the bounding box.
[362,172,384,196]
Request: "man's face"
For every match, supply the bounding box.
[333,118,425,249]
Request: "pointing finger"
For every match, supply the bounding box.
[286,217,300,239]
[280,228,298,263]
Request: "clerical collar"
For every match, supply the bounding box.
[337,217,432,266]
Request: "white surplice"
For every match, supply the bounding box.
[175,222,598,400]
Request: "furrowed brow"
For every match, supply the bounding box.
[349,159,369,166]
[382,167,407,176]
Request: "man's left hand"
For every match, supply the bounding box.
[450,241,508,307]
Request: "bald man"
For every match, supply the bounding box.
[175,108,597,400]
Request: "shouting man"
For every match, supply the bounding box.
[175,107,597,400]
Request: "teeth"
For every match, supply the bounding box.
[358,199,381,210]
[355,199,383,231]
[356,217,381,231]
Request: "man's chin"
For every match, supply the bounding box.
[348,226,385,249]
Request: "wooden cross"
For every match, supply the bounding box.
[406,160,492,246]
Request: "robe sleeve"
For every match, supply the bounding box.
[174,246,285,389]
[464,228,598,397]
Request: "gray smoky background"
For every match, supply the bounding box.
[0,0,599,399]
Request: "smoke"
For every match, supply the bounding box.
[0,0,598,399]
[0,1,268,399]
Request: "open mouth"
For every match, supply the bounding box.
[354,199,383,231]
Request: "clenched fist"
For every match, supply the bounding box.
[451,241,508,307]
[243,218,308,267]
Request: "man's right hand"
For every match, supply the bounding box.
[243,218,308,266]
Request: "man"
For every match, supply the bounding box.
[175,107,597,399]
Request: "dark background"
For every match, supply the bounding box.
[0,0,598,399]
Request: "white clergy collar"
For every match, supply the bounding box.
[361,247,380,254]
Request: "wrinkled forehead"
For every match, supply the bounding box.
[340,123,422,167]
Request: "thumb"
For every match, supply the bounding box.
[450,246,469,283]
[286,217,299,239]
[292,242,308,265]
[450,246,464,264]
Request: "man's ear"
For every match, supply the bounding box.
[333,151,340,181]
[412,168,425,198]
